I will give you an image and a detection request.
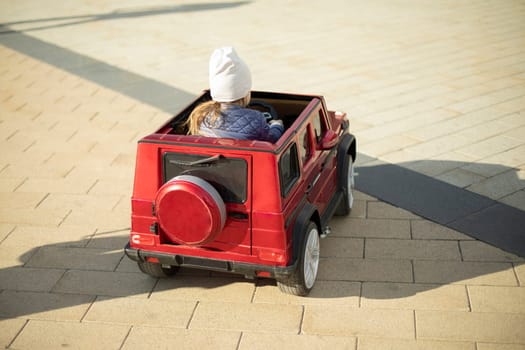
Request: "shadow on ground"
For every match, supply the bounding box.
[0,215,522,319]
[355,155,525,257]
[0,2,250,34]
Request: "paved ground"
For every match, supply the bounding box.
[0,0,524,349]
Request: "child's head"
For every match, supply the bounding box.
[209,46,252,103]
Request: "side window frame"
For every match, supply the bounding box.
[278,143,300,197]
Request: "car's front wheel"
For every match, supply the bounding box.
[335,154,355,216]
[277,221,320,296]
[137,261,179,278]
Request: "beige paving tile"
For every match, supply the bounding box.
[460,241,524,262]
[321,237,364,258]
[253,280,361,306]
[10,319,130,350]
[468,286,525,313]
[0,290,94,320]
[467,168,525,200]
[318,257,413,282]
[190,301,302,333]
[52,270,156,297]
[365,239,461,260]
[0,267,65,292]
[15,177,98,195]
[303,305,414,339]
[416,310,525,343]
[357,337,475,350]
[240,332,356,349]
[85,230,129,249]
[331,218,411,239]
[367,202,420,219]
[84,296,196,327]
[361,282,469,311]
[0,192,48,210]
[349,199,367,218]
[0,223,15,242]
[414,260,518,286]
[514,263,525,286]
[476,344,525,350]
[436,168,487,188]
[122,326,241,350]
[36,193,122,212]
[500,189,525,211]
[0,318,27,349]
[25,246,123,271]
[411,220,474,240]
[458,136,524,161]
[151,276,255,303]
[0,207,68,226]
[0,224,94,248]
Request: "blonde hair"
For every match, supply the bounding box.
[187,95,250,135]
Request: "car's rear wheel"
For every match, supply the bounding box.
[137,261,179,278]
[277,221,320,296]
[335,154,354,216]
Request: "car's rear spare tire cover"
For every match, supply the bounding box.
[155,175,226,245]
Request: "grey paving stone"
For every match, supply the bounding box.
[52,270,156,297]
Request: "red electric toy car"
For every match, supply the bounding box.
[125,90,356,295]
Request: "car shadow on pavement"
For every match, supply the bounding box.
[0,2,250,34]
[355,155,525,258]
[1,213,523,319]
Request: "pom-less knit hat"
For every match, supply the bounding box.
[209,47,252,102]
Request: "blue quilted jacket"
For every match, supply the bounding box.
[199,105,283,143]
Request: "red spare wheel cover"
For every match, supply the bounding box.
[155,175,226,245]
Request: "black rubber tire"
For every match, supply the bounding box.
[277,222,320,296]
[335,154,354,216]
[137,261,179,278]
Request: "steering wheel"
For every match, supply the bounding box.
[248,100,279,121]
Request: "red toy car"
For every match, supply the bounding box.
[125,90,356,295]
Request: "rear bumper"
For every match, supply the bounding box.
[124,242,297,278]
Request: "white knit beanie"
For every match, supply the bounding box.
[209,47,252,102]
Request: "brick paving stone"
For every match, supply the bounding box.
[122,327,241,350]
[365,239,462,260]
[357,337,476,350]
[468,286,525,313]
[0,267,65,292]
[9,319,130,350]
[361,282,469,311]
[240,333,356,349]
[0,290,94,320]
[190,301,302,334]
[476,344,525,350]
[331,218,411,239]
[467,168,525,200]
[151,277,255,303]
[303,305,414,339]
[416,310,525,343]
[460,241,525,262]
[0,318,27,349]
[414,260,518,286]
[515,263,525,286]
[25,246,123,271]
[52,270,156,297]
[84,296,196,327]
[321,237,364,258]
[253,280,361,306]
[500,190,525,211]
[318,257,413,283]
[367,202,420,219]
[411,220,474,240]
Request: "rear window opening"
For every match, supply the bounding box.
[163,152,248,204]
